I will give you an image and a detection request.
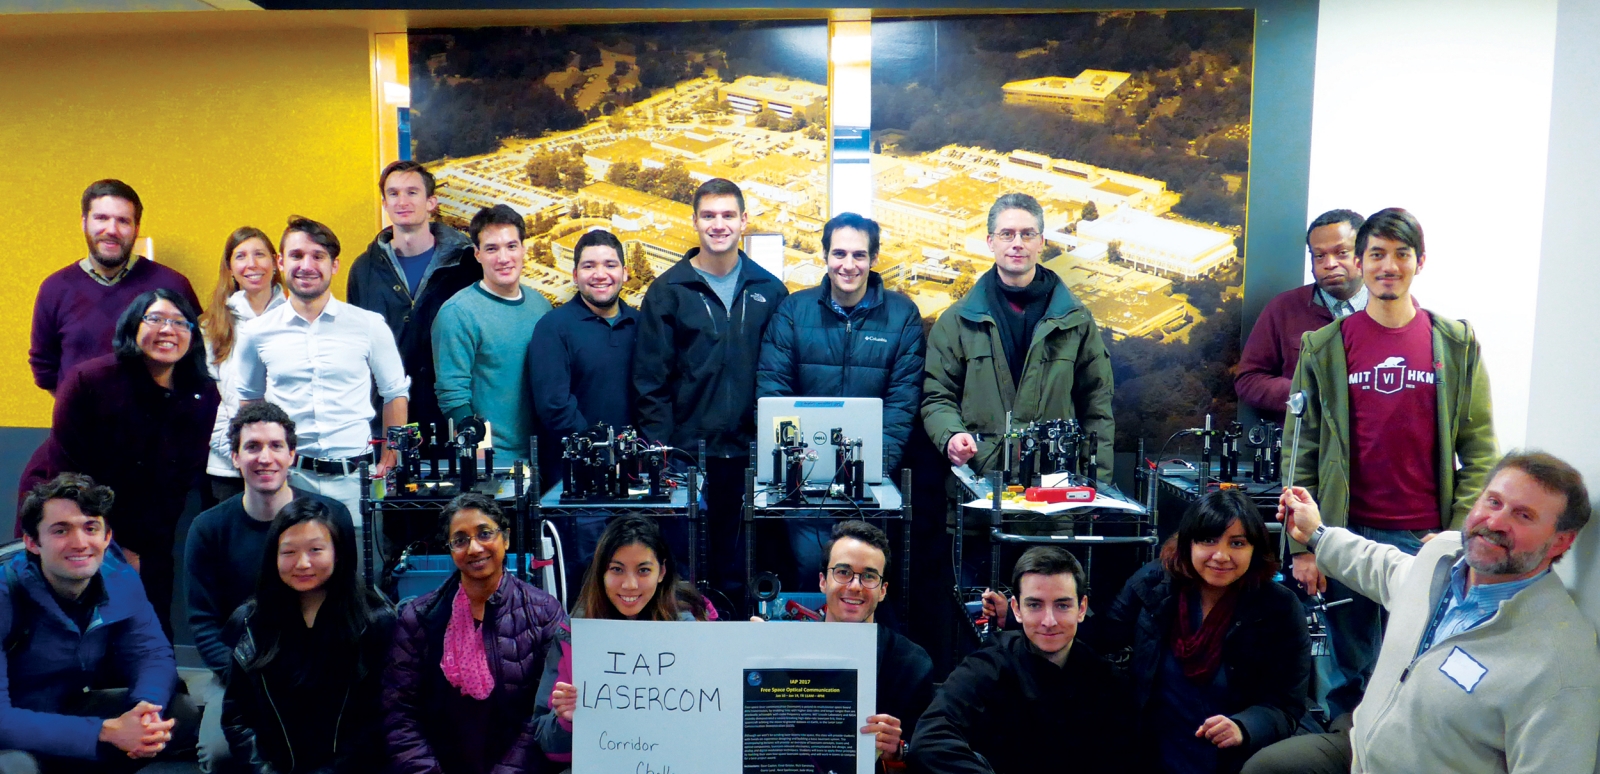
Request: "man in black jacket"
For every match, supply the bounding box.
[814,520,933,769]
[346,160,480,436]
[631,178,788,605]
[909,547,1133,774]
[757,212,925,575]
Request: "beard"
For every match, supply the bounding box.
[85,233,134,270]
[579,287,619,310]
[1465,528,1551,576]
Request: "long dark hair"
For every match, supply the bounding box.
[576,516,705,621]
[1160,489,1279,589]
[112,288,211,387]
[202,226,282,366]
[246,498,386,671]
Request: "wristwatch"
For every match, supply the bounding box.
[1307,524,1328,552]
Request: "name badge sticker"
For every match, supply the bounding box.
[1439,646,1488,693]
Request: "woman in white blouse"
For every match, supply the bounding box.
[199,225,285,507]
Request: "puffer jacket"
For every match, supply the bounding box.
[1285,311,1497,551]
[0,551,176,761]
[382,573,567,774]
[921,267,1115,481]
[1091,561,1309,770]
[345,223,480,431]
[222,601,395,774]
[755,273,925,471]
[631,250,789,457]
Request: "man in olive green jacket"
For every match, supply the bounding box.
[1283,207,1497,721]
[921,193,1115,485]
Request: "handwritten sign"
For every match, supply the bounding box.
[572,620,877,774]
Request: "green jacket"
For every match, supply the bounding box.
[1285,311,1497,552]
[921,269,1115,481]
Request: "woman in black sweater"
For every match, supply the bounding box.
[1096,490,1310,774]
[223,498,394,773]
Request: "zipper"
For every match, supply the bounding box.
[738,289,748,334]
[261,677,296,772]
[700,296,719,334]
[330,683,353,757]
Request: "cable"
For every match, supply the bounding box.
[542,519,568,610]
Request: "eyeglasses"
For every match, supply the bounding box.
[448,526,503,551]
[828,565,884,589]
[992,229,1042,243]
[141,314,195,332]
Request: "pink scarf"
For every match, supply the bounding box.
[440,584,495,700]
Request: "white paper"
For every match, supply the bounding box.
[1438,646,1488,693]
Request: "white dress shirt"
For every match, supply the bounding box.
[205,287,287,477]
[236,297,410,460]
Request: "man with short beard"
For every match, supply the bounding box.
[29,179,199,393]
[528,229,639,581]
[1246,452,1600,774]
[1283,208,1498,720]
[236,216,409,554]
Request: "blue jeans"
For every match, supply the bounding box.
[1318,525,1429,720]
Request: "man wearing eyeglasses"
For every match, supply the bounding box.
[922,192,1114,482]
[816,520,932,771]
[1236,210,1368,424]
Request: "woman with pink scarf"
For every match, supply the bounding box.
[382,493,567,774]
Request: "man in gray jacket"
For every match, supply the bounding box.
[1244,450,1600,774]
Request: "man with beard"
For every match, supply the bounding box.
[432,204,552,465]
[183,401,352,769]
[1245,452,1600,774]
[29,179,199,393]
[529,229,638,582]
[1283,208,1498,720]
[236,216,408,555]
[1236,209,1368,424]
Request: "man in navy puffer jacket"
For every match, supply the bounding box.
[756,212,926,575]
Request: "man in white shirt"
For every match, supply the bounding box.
[236,216,409,561]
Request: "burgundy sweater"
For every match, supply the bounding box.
[28,259,200,392]
[1235,284,1335,423]
[18,355,219,551]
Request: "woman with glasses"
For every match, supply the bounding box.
[383,493,567,774]
[18,288,219,638]
[1093,490,1310,774]
[199,226,285,508]
[533,515,717,767]
[223,497,394,773]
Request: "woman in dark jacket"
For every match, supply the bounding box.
[223,497,394,774]
[1095,490,1310,774]
[382,493,567,774]
[533,515,717,767]
[18,288,220,638]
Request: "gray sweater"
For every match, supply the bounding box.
[432,283,552,463]
[1316,527,1600,774]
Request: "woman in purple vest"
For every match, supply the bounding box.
[382,493,567,774]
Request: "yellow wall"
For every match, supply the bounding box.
[0,25,381,427]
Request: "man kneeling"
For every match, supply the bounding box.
[1247,450,1600,773]
[908,547,1132,773]
[0,474,198,773]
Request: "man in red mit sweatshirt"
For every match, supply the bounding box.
[29,179,199,394]
[1235,209,1367,423]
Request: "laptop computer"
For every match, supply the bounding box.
[755,397,884,484]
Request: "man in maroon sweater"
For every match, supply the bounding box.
[29,179,200,394]
[1235,209,1367,423]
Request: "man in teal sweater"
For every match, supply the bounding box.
[432,204,552,465]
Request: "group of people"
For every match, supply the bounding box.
[1,167,1595,774]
